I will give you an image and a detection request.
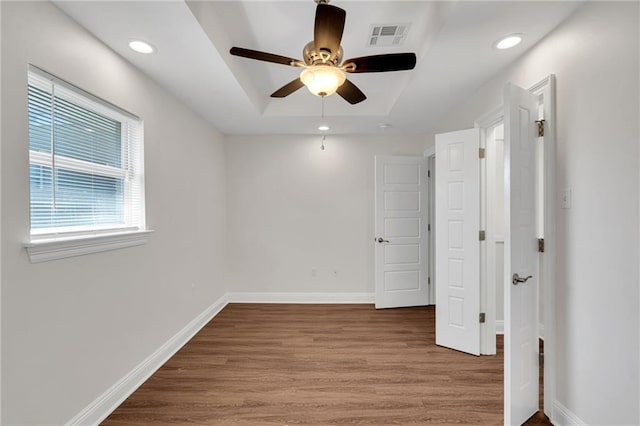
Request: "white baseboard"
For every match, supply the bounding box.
[227,291,374,304]
[552,401,587,425]
[66,293,229,426]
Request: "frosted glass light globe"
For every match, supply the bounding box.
[300,65,346,97]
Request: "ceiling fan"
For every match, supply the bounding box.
[229,0,417,105]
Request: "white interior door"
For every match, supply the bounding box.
[504,82,539,425]
[374,156,428,309]
[434,128,481,356]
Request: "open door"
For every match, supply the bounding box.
[504,83,539,425]
[434,128,481,355]
[374,156,428,309]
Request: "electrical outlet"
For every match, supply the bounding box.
[311,268,317,277]
[332,270,338,278]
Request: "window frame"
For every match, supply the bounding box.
[25,66,150,262]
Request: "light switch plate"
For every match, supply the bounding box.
[560,189,572,209]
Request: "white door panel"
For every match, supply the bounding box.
[383,164,420,184]
[384,270,420,291]
[385,244,420,264]
[435,128,480,356]
[375,156,428,309]
[385,218,420,237]
[504,83,539,425]
[384,191,420,210]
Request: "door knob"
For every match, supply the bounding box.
[377,237,389,243]
[512,273,533,285]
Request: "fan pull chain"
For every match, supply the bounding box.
[320,96,326,151]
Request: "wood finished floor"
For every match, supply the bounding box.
[103,304,549,425]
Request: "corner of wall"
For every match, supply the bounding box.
[552,401,587,426]
[66,293,229,425]
[423,133,436,156]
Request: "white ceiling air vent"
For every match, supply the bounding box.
[368,24,410,47]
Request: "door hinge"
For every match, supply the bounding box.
[479,147,485,159]
[538,238,545,253]
[479,313,486,323]
[428,277,431,285]
[428,224,431,232]
[479,230,486,241]
[539,352,544,368]
[535,119,545,137]
[428,169,431,178]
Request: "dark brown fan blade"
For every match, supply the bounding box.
[343,53,417,73]
[271,78,305,98]
[314,4,346,61]
[230,47,303,67]
[336,79,366,105]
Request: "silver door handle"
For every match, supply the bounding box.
[376,237,389,243]
[512,273,533,285]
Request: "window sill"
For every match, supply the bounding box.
[25,230,153,263]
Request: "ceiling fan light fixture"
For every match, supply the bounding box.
[300,65,346,97]
[318,124,330,131]
[229,2,416,105]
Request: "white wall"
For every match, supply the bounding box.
[426,2,639,424]
[225,134,425,296]
[1,2,227,424]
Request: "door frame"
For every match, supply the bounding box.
[531,74,557,421]
[473,74,557,421]
[424,146,436,305]
[474,109,502,356]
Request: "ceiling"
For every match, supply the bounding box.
[53,1,582,136]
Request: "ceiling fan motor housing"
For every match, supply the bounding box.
[303,41,342,66]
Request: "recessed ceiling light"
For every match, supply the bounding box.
[318,125,330,131]
[495,34,523,50]
[129,40,156,54]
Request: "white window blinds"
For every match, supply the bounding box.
[28,67,145,238]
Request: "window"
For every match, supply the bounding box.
[27,67,145,242]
